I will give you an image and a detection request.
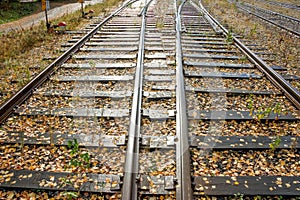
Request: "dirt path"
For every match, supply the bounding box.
[0,0,103,34]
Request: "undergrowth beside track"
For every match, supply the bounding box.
[0,0,123,105]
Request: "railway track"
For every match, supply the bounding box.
[257,0,300,11]
[179,0,299,198]
[0,0,299,199]
[228,0,300,36]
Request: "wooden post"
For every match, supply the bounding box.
[42,0,50,30]
[79,0,85,17]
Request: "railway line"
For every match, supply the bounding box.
[228,0,300,36]
[0,0,299,199]
[256,0,300,11]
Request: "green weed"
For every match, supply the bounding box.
[249,24,257,37]
[62,191,79,200]
[67,139,91,170]
[246,95,285,121]
[269,136,281,151]
[234,193,244,200]
[226,29,234,44]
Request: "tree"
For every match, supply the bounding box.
[0,0,21,11]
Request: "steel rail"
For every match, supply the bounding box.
[196,0,300,110]
[235,2,300,36]
[251,0,300,11]
[175,0,193,199]
[253,0,300,10]
[0,0,138,124]
[121,0,153,199]
[241,2,300,23]
[266,0,300,11]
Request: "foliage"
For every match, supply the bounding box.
[269,136,281,151]
[249,24,257,37]
[0,0,122,104]
[156,21,164,29]
[246,95,285,121]
[246,94,254,115]
[67,139,91,170]
[0,24,49,63]
[233,193,244,200]
[254,196,262,200]
[62,191,79,200]
[226,28,234,44]
[0,1,39,24]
